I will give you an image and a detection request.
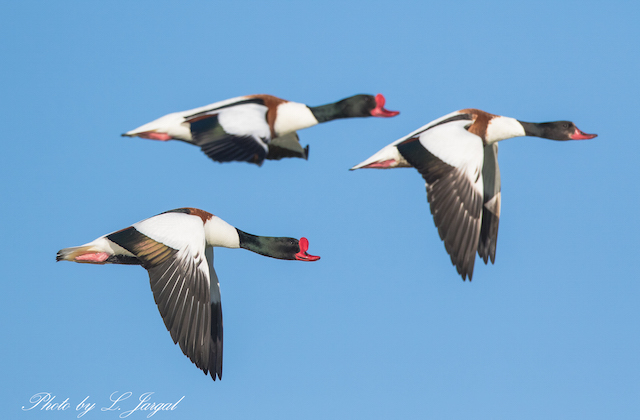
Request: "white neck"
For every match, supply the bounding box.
[273,102,319,136]
[204,216,241,248]
[485,116,526,144]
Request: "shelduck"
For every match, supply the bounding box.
[123,93,399,165]
[56,207,320,380]
[350,109,596,280]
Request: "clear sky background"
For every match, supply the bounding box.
[2,1,639,419]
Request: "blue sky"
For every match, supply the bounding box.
[2,1,639,419]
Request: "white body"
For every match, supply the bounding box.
[123,96,319,143]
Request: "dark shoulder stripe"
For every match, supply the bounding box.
[429,113,473,130]
[185,98,266,120]
[107,226,176,268]
[402,113,473,140]
[161,208,192,215]
[160,208,213,223]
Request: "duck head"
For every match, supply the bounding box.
[237,230,320,261]
[309,94,399,122]
[521,120,597,141]
[268,236,320,261]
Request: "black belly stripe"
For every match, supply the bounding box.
[105,255,142,265]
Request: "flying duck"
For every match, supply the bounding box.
[350,109,596,280]
[56,207,320,380]
[122,93,399,166]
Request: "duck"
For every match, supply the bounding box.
[56,207,320,381]
[122,93,399,166]
[350,108,596,280]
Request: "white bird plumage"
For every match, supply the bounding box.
[122,93,399,166]
[351,108,596,280]
[57,208,320,380]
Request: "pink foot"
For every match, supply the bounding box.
[137,132,173,141]
[75,252,109,263]
[363,159,397,168]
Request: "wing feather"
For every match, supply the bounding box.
[206,247,223,379]
[477,144,501,264]
[397,123,484,280]
[106,214,222,380]
[266,132,309,160]
[188,102,271,165]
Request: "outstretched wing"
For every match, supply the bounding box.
[186,101,271,165]
[266,132,309,161]
[397,119,484,280]
[205,247,223,379]
[477,144,501,264]
[106,212,222,380]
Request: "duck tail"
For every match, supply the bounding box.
[56,244,110,264]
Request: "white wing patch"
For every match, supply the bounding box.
[217,103,271,142]
[420,119,484,180]
[134,212,206,252]
[389,110,467,147]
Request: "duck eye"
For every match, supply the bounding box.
[562,123,568,129]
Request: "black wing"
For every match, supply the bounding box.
[107,226,221,380]
[266,132,309,161]
[190,114,269,165]
[397,135,484,280]
[477,144,501,264]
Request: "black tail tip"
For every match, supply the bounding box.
[56,250,66,262]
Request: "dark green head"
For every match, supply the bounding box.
[520,120,597,141]
[309,93,399,123]
[237,230,320,261]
